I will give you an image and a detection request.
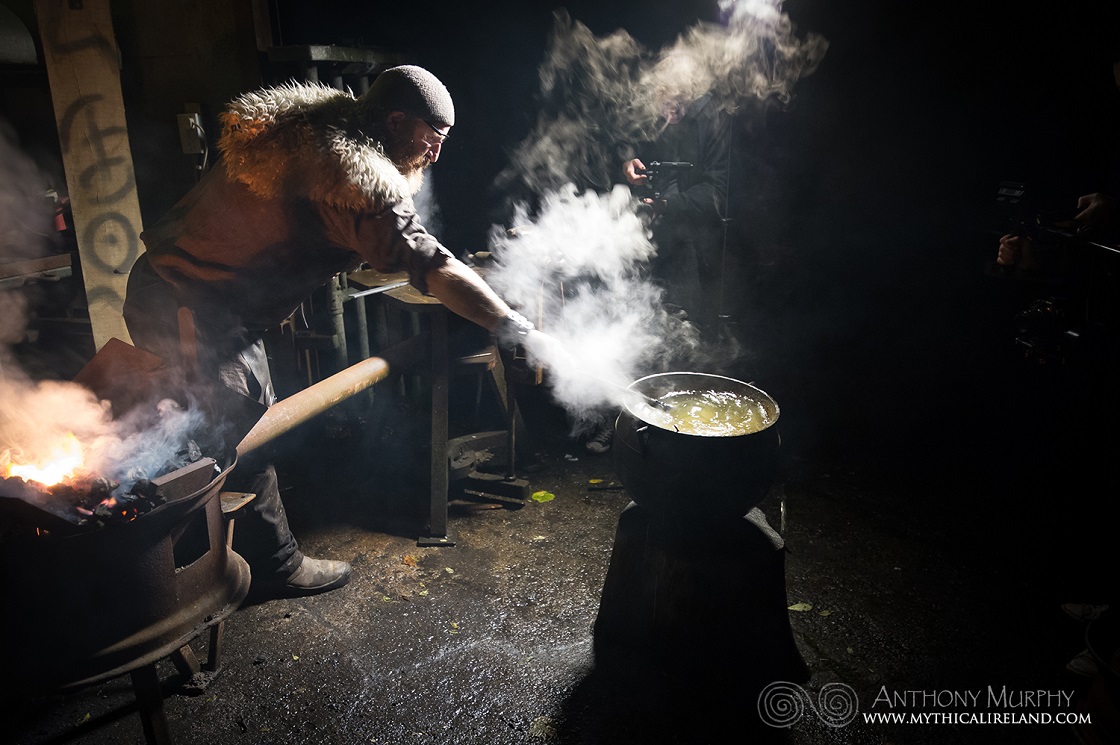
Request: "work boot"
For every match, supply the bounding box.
[249,556,351,602]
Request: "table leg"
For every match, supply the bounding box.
[420,311,454,546]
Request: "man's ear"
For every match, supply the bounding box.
[386,111,407,134]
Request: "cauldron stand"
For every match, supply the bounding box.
[594,501,807,684]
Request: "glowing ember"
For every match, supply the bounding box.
[4,433,85,487]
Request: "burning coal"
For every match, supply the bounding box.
[0,373,217,529]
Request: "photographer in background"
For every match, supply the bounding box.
[621,53,732,336]
[995,191,1119,270]
[986,50,1120,662]
[576,53,733,456]
[996,54,1120,270]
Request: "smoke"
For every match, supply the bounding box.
[487,184,701,428]
[485,0,826,429]
[1,122,216,499]
[1,120,57,358]
[413,172,444,237]
[495,0,827,200]
[0,368,215,499]
[1,119,56,264]
[88,395,213,494]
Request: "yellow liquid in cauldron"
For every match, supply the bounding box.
[641,389,773,437]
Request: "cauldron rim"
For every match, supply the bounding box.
[623,371,780,437]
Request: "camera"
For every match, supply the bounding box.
[646,161,693,199]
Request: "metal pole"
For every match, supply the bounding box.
[327,275,348,374]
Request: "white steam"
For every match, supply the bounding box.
[487,184,700,426]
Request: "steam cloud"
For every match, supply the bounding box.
[487,0,827,427]
[496,0,827,199]
[487,184,698,425]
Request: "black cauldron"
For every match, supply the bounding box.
[613,372,780,521]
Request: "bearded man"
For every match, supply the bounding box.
[123,65,542,601]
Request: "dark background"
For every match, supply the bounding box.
[265,0,1120,248]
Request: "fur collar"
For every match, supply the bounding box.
[217,81,410,211]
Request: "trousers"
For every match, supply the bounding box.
[122,253,301,579]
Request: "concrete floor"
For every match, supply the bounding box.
[2,375,1113,745]
[2,294,1117,745]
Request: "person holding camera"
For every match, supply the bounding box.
[621,53,732,334]
[996,192,1119,270]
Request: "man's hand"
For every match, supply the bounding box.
[522,329,572,370]
[623,158,648,187]
[1074,192,1118,230]
[996,233,1035,269]
[641,197,669,216]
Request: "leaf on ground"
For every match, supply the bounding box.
[588,478,604,484]
[528,716,557,738]
[444,567,455,574]
[531,490,555,502]
[292,654,299,661]
[818,609,832,617]
[787,602,813,612]
[403,555,418,567]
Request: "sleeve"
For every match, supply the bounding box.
[328,197,456,295]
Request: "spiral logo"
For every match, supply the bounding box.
[816,683,859,726]
[757,681,859,728]
[757,682,806,727]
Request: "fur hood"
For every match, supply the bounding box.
[217,82,411,211]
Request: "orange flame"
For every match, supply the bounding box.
[4,433,85,487]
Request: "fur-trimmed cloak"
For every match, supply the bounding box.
[218,82,411,211]
[137,82,451,331]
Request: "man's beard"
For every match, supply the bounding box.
[386,136,430,196]
[403,164,426,196]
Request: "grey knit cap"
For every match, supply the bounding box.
[362,64,455,127]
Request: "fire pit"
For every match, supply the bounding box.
[0,450,248,693]
[0,339,262,695]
